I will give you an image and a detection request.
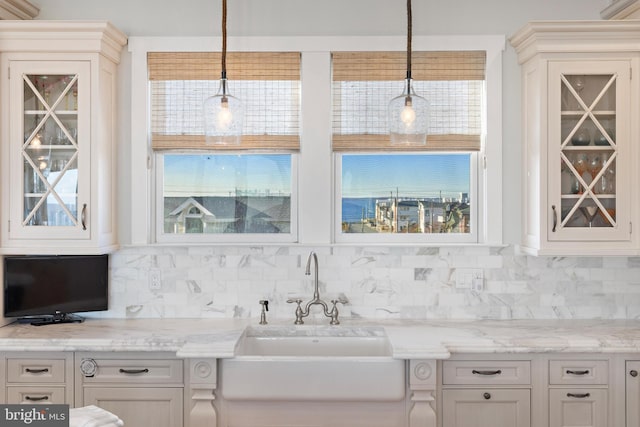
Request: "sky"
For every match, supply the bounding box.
[341,154,471,199]
[163,153,470,199]
[163,154,292,197]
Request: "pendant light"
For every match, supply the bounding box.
[204,0,244,145]
[388,0,429,145]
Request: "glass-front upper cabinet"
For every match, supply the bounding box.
[511,21,640,256]
[548,61,631,243]
[23,73,80,227]
[0,22,126,255]
[9,61,91,240]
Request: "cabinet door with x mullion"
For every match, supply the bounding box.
[548,60,631,243]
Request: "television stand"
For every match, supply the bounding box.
[20,312,85,326]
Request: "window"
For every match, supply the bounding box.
[130,36,503,246]
[332,51,485,243]
[148,52,300,243]
[159,153,294,240]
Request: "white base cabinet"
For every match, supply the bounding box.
[439,355,622,427]
[0,351,638,427]
[3,352,74,405]
[82,387,183,427]
[549,388,607,427]
[442,389,531,427]
[626,361,640,427]
[74,353,185,427]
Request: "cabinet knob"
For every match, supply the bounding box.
[80,358,98,378]
[483,392,491,400]
[631,370,638,378]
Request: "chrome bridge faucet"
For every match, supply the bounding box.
[287,251,347,325]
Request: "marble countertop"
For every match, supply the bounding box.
[1,318,640,359]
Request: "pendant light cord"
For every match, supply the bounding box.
[221,0,227,77]
[406,0,412,80]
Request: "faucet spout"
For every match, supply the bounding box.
[305,251,320,301]
[287,251,347,325]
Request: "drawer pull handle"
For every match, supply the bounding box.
[472,369,502,376]
[483,392,491,400]
[567,393,590,399]
[119,368,149,375]
[25,368,49,374]
[25,396,49,402]
[631,370,638,378]
[566,369,590,376]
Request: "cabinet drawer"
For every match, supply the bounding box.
[549,388,608,427]
[7,359,66,383]
[81,359,183,384]
[443,360,531,385]
[7,386,67,404]
[549,360,608,385]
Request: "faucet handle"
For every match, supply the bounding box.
[329,300,343,325]
[287,298,305,325]
[333,297,349,305]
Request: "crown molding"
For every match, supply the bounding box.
[0,21,128,63]
[601,0,640,19]
[0,0,39,20]
[510,20,640,64]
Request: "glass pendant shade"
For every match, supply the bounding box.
[388,78,429,145]
[204,77,244,145]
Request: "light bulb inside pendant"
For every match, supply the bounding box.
[389,78,429,145]
[400,97,416,125]
[217,97,233,130]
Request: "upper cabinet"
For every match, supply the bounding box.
[0,22,127,254]
[510,21,640,256]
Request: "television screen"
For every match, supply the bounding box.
[3,255,108,323]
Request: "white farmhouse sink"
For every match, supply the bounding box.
[237,334,393,357]
[220,326,405,401]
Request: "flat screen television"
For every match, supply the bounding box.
[3,254,108,325]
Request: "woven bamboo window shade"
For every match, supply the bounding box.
[149,52,301,151]
[332,51,486,152]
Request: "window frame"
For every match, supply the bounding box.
[334,151,479,244]
[153,152,299,244]
[128,35,504,247]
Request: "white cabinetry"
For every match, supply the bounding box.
[442,389,530,427]
[510,21,640,256]
[0,21,127,254]
[440,360,531,427]
[627,361,640,427]
[548,359,609,427]
[75,353,184,427]
[4,352,73,405]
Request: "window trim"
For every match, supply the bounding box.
[128,35,504,247]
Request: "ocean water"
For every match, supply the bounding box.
[342,197,376,223]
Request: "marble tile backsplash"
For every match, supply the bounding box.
[96,245,640,320]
